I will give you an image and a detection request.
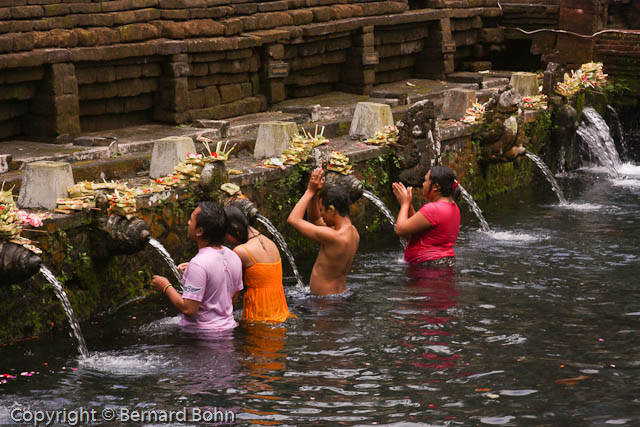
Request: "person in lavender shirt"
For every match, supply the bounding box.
[151,201,243,333]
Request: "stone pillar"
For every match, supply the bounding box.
[18,161,75,209]
[510,72,539,97]
[27,63,80,142]
[339,26,377,95]
[441,88,476,120]
[154,54,190,124]
[254,121,299,159]
[349,102,394,140]
[416,18,455,80]
[261,43,288,104]
[149,136,197,178]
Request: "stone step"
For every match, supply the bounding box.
[481,77,510,89]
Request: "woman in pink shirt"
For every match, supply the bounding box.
[392,165,461,267]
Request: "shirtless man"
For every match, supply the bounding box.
[287,168,360,295]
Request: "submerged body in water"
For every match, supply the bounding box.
[288,168,360,296]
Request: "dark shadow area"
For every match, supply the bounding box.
[493,39,542,72]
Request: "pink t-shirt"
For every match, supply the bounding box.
[404,200,461,264]
[180,246,243,331]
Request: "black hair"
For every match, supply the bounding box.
[318,185,351,216]
[428,165,460,201]
[195,201,227,245]
[224,205,249,244]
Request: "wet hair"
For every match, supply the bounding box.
[195,201,227,245]
[428,165,460,201]
[318,185,351,216]
[224,205,249,244]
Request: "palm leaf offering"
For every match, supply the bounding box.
[461,103,486,124]
[197,135,236,162]
[220,183,241,196]
[326,151,353,175]
[264,125,329,168]
[0,183,43,254]
[365,125,399,145]
[108,189,137,219]
[556,62,607,97]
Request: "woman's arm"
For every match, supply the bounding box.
[392,182,431,237]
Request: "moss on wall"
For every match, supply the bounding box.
[0,111,554,344]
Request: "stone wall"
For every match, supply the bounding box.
[0,106,555,343]
[0,0,510,141]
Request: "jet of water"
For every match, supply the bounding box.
[40,265,89,358]
[457,185,491,232]
[148,238,183,285]
[525,152,568,204]
[361,190,408,248]
[256,215,306,293]
[576,107,621,177]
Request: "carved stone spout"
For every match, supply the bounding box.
[325,171,363,203]
[396,99,438,186]
[0,241,42,283]
[226,197,259,223]
[98,215,150,254]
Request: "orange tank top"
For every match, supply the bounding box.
[239,244,295,323]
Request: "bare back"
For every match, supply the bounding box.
[234,228,280,269]
[310,223,359,295]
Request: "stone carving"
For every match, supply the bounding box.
[475,85,526,163]
[98,215,151,255]
[543,62,562,96]
[324,172,364,203]
[226,197,259,223]
[396,99,439,186]
[0,241,42,284]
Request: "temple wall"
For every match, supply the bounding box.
[0,1,508,141]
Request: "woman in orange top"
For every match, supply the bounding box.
[224,205,295,323]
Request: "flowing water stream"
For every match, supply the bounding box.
[458,184,491,231]
[148,237,183,285]
[39,266,89,358]
[525,152,567,204]
[256,214,306,292]
[362,190,408,247]
[577,107,622,177]
[2,168,639,425]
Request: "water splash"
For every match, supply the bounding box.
[484,231,545,242]
[605,105,629,161]
[256,214,306,292]
[148,238,182,284]
[525,152,567,204]
[576,107,621,177]
[40,265,89,358]
[361,190,408,247]
[457,185,491,232]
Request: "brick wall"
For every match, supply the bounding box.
[0,0,509,141]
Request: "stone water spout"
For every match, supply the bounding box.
[227,196,259,222]
[324,172,363,203]
[0,241,42,283]
[396,99,438,186]
[98,215,151,254]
